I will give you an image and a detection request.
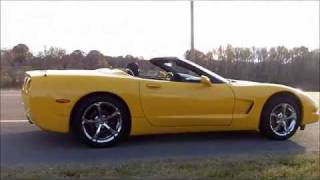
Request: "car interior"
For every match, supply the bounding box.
[126,58,205,83]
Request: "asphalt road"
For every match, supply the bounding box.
[1,90,319,167]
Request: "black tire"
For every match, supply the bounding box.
[71,95,130,147]
[259,95,300,140]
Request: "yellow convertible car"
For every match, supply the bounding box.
[21,57,319,147]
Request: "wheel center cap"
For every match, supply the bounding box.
[277,113,284,119]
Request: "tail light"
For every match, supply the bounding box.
[23,75,32,93]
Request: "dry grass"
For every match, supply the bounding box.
[1,153,319,179]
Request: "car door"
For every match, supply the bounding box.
[139,79,235,126]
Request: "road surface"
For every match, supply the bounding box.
[1,90,319,167]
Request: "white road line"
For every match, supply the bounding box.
[0,120,28,123]
[0,94,21,97]
[1,93,21,95]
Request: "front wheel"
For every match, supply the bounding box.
[71,95,130,147]
[260,96,300,140]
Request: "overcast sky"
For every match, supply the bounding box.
[1,1,319,58]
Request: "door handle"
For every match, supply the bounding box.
[146,83,161,88]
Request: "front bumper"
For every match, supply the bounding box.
[302,108,320,125]
[311,111,320,122]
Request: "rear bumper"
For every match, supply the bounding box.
[25,111,33,124]
[22,91,34,125]
[21,89,71,133]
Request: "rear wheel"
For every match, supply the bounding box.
[260,95,300,140]
[71,95,130,147]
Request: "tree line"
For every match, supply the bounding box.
[1,44,319,90]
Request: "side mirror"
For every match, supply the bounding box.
[200,75,211,86]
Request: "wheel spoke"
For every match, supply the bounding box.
[95,103,103,118]
[276,120,282,124]
[287,107,294,113]
[282,104,288,116]
[273,123,282,131]
[105,110,120,121]
[82,117,98,124]
[285,112,296,120]
[93,124,102,141]
[103,123,117,135]
[287,120,296,132]
[270,113,278,118]
[282,121,288,133]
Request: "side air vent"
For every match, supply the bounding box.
[233,99,255,115]
[246,102,254,114]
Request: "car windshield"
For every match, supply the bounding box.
[143,57,228,83]
[177,58,228,83]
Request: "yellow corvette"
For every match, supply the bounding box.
[21,57,319,147]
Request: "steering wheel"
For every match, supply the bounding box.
[168,72,183,82]
[126,69,135,76]
[166,72,174,81]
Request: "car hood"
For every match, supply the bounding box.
[228,79,261,85]
[228,78,299,91]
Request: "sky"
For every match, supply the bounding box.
[1,1,319,58]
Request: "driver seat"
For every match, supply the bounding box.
[126,62,140,76]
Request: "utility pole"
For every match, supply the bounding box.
[190,0,195,60]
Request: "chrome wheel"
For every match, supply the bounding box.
[81,102,122,143]
[269,103,297,137]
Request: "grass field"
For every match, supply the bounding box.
[1,153,319,179]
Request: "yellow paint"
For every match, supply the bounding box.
[21,69,319,135]
[139,79,234,126]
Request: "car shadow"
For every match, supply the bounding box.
[1,129,308,166]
